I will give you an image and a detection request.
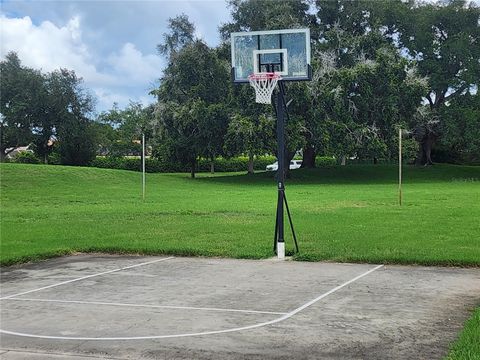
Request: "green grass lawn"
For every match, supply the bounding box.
[446,307,480,360]
[1,162,479,266]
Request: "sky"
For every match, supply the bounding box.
[0,0,232,113]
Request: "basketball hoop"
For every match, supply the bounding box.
[248,73,281,104]
[231,29,311,259]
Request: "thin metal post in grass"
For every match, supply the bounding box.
[399,128,402,206]
[142,133,146,201]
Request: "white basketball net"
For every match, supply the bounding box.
[248,73,281,104]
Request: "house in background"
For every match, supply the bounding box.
[5,145,34,159]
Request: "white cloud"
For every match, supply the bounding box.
[107,43,163,85]
[0,15,102,81]
[93,88,131,111]
[0,15,162,111]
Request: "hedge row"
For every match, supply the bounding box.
[7,152,337,172]
[89,156,278,173]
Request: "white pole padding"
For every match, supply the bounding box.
[277,242,285,260]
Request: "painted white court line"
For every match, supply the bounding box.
[4,298,287,315]
[0,348,124,359]
[0,264,384,340]
[0,257,175,300]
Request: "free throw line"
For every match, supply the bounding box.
[0,264,384,340]
[3,298,287,315]
[0,257,175,300]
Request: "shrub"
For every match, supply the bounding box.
[316,156,337,167]
[47,150,61,165]
[57,122,97,166]
[90,157,127,170]
[11,151,40,164]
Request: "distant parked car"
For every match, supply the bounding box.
[290,160,302,169]
[266,160,302,171]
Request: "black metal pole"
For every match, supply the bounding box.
[276,81,285,258]
[272,79,299,257]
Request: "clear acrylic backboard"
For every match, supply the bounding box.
[230,28,311,83]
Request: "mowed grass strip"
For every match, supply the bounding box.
[1,163,479,266]
[445,307,480,360]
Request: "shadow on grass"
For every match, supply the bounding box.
[194,164,480,186]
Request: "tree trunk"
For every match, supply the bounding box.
[44,153,48,164]
[210,158,215,174]
[0,151,6,163]
[425,141,433,165]
[190,159,196,178]
[373,157,378,165]
[284,150,295,179]
[302,146,316,168]
[414,127,436,166]
[247,153,254,174]
[419,137,434,166]
[415,147,425,166]
[341,156,346,166]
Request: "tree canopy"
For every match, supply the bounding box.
[154,18,231,177]
[1,52,97,165]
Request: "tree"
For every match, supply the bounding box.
[395,1,479,110]
[95,103,122,155]
[47,69,96,166]
[437,92,480,164]
[309,45,427,164]
[220,0,313,38]
[57,119,97,166]
[157,40,229,105]
[385,0,480,164]
[225,114,275,174]
[90,121,117,156]
[0,52,44,161]
[308,1,390,165]
[155,100,200,178]
[1,53,97,165]
[307,0,451,165]
[98,102,155,160]
[309,0,480,165]
[198,103,230,173]
[32,70,59,163]
[154,33,230,178]
[157,14,195,61]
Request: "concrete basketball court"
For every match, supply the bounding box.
[0,255,479,359]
